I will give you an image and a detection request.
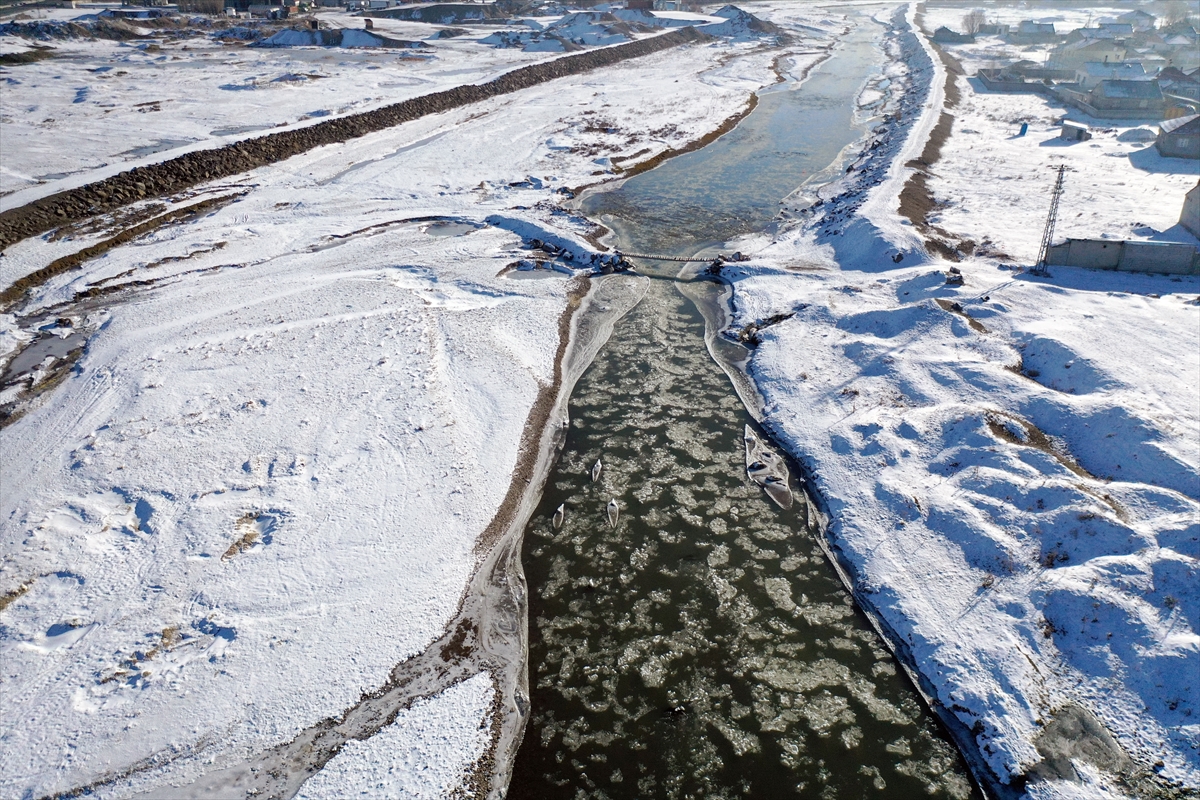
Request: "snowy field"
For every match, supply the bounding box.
[0,5,830,798]
[722,4,1200,798]
[0,13,558,199]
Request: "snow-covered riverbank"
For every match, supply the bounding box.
[724,5,1199,799]
[0,9,836,797]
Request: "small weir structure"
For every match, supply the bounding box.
[509,13,979,800]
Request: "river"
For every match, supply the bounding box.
[507,11,980,800]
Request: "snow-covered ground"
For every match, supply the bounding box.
[7,0,1195,796]
[0,7,828,798]
[721,4,1200,799]
[295,672,496,800]
[0,13,554,199]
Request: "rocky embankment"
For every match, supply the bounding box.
[0,27,706,251]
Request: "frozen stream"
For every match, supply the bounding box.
[508,16,979,799]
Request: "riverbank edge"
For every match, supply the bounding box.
[471,271,651,796]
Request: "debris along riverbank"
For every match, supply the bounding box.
[0,26,707,251]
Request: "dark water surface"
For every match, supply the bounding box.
[509,16,978,800]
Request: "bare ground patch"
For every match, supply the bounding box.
[898,8,976,261]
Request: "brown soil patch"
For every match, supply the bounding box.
[48,201,167,243]
[986,411,1093,481]
[440,618,478,664]
[935,297,987,333]
[0,579,33,613]
[0,46,56,66]
[898,8,975,260]
[221,511,261,561]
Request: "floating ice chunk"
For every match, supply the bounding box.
[744,425,793,509]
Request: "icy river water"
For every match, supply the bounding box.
[508,16,980,800]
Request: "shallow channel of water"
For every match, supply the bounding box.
[508,15,979,800]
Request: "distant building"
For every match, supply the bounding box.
[932,26,975,44]
[1075,61,1146,90]
[1007,20,1057,44]
[1089,80,1166,115]
[1158,67,1200,101]
[1157,114,1200,159]
[1118,9,1156,32]
[1181,183,1200,238]
[1159,22,1199,38]
[1098,22,1134,37]
[109,4,177,15]
[1050,39,1127,70]
[1009,59,1075,81]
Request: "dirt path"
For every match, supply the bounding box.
[897,7,975,261]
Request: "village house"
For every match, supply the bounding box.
[1050,39,1127,70]
[1181,182,1200,237]
[1009,59,1075,81]
[1117,9,1156,33]
[1157,114,1200,159]
[1097,22,1134,38]
[1056,79,1167,119]
[932,26,975,44]
[1075,61,1147,90]
[1090,79,1166,116]
[1006,20,1057,45]
[1158,67,1200,102]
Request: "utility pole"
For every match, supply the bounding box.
[1033,165,1067,276]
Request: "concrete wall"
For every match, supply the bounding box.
[1046,239,1199,275]
[976,70,1051,94]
